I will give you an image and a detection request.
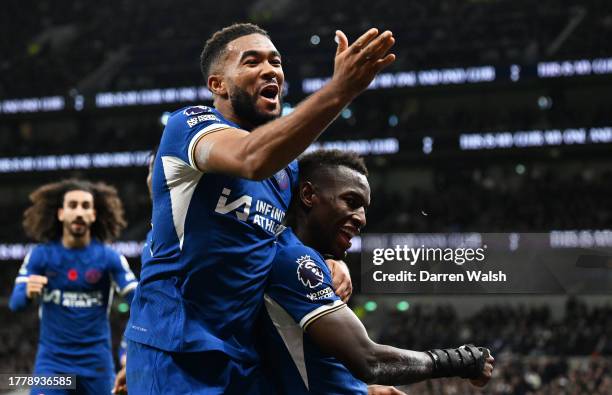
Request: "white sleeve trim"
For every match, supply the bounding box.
[15,276,28,284]
[299,299,345,330]
[118,281,138,296]
[187,124,232,170]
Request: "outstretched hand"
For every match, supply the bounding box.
[331,28,396,100]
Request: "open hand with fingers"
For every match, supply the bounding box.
[331,28,396,100]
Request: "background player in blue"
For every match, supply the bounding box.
[125,22,395,394]
[260,150,496,394]
[9,179,138,395]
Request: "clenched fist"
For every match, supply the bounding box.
[469,348,495,387]
[26,274,48,299]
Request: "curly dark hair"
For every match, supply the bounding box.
[23,179,127,242]
[200,23,269,80]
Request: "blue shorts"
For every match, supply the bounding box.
[126,340,273,395]
[30,375,113,395]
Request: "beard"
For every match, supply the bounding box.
[68,221,89,238]
[230,85,281,128]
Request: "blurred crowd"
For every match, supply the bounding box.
[375,298,612,356]
[2,0,612,96]
[2,298,610,394]
[1,0,611,393]
[367,167,612,233]
[0,159,609,243]
[403,356,611,395]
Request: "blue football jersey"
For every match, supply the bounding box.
[8,240,137,378]
[259,229,367,394]
[125,105,298,362]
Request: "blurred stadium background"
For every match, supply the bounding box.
[1,0,611,393]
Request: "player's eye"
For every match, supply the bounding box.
[344,196,357,208]
[244,59,259,66]
[270,58,282,66]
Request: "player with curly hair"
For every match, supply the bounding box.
[9,179,138,395]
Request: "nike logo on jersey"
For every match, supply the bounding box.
[215,188,286,234]
[43,288,104,308]
[215,188,252,221]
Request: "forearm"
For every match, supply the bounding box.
[239,82,350,179]
[310,307,492,387]
[363,344,434,385]
[8,283,30,312]
[309,307,434,385]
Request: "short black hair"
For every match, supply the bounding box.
[200,23,270,80]
[298,149,369,184]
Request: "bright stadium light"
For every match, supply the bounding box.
[282,103,294,116]
[388,115,399,127]
[160,111,171,125]
[364,301,378,312]
[422,136,433,154]
[396,301,410,312]
[537,96,552,110]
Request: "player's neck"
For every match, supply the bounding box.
[293,218,325,255]
[293,225,312,247]
[214,100,254,130]
[62,231,91,249]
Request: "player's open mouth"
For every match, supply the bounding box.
[337,229,354,250]
[259,84,279,104]
[72,220,86,228]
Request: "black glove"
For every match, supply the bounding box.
[427,344,489,379]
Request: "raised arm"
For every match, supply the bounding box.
[307,305,494,387]
[9,250,46,312]
[195,29,396,180]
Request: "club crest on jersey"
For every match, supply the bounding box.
[296,255,324,289]
[183,106,211,116]
[273,169,289,190]
[85,269,102,284]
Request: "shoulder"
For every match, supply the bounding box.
[289,159,299,172]
[277,242,324,268]
[167,105,230,131]
[96,241,122,263]
[22,244,47,266]
[275,230,319,261]
[273,231,330,283]
[30,242,57,258]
